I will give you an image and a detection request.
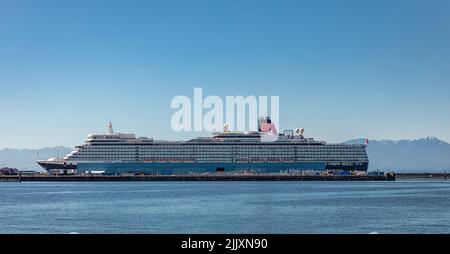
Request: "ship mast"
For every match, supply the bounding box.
[107,122,114,134]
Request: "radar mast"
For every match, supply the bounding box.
[106,122,114,134]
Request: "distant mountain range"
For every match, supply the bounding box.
[345,137,450,172]
[1,137,450,173]
[0,147,72,172]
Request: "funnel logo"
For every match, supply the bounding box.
[171,88,280,142]
[258,116,279,142]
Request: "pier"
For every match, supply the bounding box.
[395,172,448,180]
[0,173,395,182]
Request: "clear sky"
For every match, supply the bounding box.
[0,0,449,149]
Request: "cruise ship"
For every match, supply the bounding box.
[37,118,369,175]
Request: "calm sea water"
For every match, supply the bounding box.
[0,180,449,234]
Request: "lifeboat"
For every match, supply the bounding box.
[267,158,280,163]
[236,158,248,163]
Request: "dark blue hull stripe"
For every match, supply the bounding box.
[77,162,326,175]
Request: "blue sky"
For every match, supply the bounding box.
[0,0,449,148]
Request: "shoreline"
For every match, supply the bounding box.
[1,173,448,182]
